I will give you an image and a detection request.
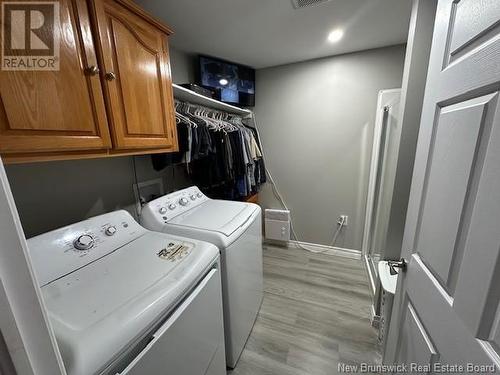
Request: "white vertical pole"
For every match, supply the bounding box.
[0,157,66,375]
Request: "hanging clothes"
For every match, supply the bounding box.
[172,100,265,200]
[246,126,267,186]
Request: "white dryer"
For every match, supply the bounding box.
[141,186,263,368]
[27,210,226,375]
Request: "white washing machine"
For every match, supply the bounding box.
[27,210,226,375]
[141,186,263,368]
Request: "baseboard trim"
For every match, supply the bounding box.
[283,240,362,259]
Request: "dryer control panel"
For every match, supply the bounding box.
[27,210,147,287]
[141,186,209,225]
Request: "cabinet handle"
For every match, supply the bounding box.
[105,72,117,81]
[85,65,100,76]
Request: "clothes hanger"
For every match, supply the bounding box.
[174,101,198,128]
[175,100,240,132]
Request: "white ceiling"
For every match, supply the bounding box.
[135,0,413,69]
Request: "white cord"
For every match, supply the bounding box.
[250,112,345,254]
[329,216,346,247]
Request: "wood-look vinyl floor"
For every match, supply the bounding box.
[228,245,381,375]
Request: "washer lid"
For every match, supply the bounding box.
[168,200,258,236]
[42,231,218,375]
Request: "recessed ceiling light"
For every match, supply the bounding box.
[327,29,344,43]
[219,78,229,86]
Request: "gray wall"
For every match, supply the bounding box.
[255,45,406,250]
[169,47,196,84]
[5,157,138,237]
[4,156,191,238]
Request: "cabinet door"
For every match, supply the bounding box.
[93,0,177,151]
[0,0,111,154]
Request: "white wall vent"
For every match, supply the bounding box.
[265,209,291,242]
[291,0,332,9]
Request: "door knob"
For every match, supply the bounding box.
[387,258,407,275]
[85,65,100,76]
[105,72,117,81]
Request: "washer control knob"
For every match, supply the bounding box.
[190,194,197,201]
[105,226,117,236]
[74,234,94,251]
[159,207,167,214]
[168,203,177,210]
[197,192,203,198]
[179,197,189,206]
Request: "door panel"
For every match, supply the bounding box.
[417,94,496,288]
[0,0,111,153]
[396,302,439,368]
[385,0,500,370]
[452,98,500,338]
[404,255,493,364]
[94,0,176,150]
[448,0,500,64]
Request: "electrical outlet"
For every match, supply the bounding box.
[338,215,348,226]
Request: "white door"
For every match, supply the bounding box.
[385,0,500,371]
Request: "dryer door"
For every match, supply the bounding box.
[117,267,226,375]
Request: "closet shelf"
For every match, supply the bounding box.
[172,84,253,116]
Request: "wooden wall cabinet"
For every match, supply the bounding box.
[0,0,178,163]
